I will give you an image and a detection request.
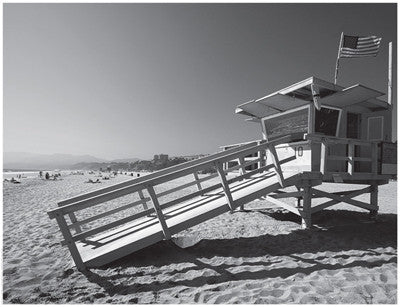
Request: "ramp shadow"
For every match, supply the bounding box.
[82,210,397,297]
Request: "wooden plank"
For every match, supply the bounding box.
[268,144,284,186]
[193,172,202,192]
[348,143,354,175]
[54,213,85,270]
[68,197,150,229]
[310,186,372,213]
[311,187,376,211]
[264,196,302,216]
[215,162,235,212]
[320,141,328,175]
[147,185,171,240]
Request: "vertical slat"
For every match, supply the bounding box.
[301,183,312,229]
[238,156,246,176]
[238,156,246,211]
[371,143,378,174]
[67,213,82,234]
[193,172,202,192]
[54,213,85,271]
[347,142,354,175]
[215,162,235,212]
[146,185,171,240]
[58,201,82,233]
[137,189,148,210]
[268,144,284,187]
[320,141,328,175]
[257,141,262,169]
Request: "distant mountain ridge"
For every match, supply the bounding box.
[3,152,139,170]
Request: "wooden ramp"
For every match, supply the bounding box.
[78,172,300,268]
[48,136,317,270]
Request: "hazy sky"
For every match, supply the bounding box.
[4,3,397,160]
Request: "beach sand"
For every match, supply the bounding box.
[2,173,397,303]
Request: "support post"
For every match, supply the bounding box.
[146,185,171,240]
[320,141,328,175]
[388,42,393,106]
[54,213,85,271]
[215,162,235,212]
[301,182,312,229]
[369,182,379,219]
[347,142,354,175]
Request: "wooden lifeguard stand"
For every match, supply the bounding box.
[230,76,396,227]
[48,77,396,270]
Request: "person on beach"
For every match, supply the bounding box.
[39,171,43,178]
[45,172,50,180]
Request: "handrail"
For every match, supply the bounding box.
[57,139,264,207]
[48,135,293,218]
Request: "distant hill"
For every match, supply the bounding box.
[110,158,140,163]
[3,152,108,170]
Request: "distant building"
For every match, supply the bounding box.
[153,154,169,164]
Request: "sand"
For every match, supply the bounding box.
[2,172,397,303]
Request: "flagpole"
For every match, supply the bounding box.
[388,41,393,105]
[334,32,344,85]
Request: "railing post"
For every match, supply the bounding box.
[54,213,85,271]
[320,141,328,175]
[137,189,148,210]
[146,185,171,240]
[193,172,203,192]
[238,156,246,211]
[238,156,246,177]
[215,162,235,212]
[268,144,284,187]
[348,142,354,175]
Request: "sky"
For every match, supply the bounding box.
[3,3,397,160]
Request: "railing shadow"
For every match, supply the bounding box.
[82,209,397,297]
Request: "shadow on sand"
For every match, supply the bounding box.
[82,209,397,296]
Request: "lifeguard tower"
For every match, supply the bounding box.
[47,77,396,271]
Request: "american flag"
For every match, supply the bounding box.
[339,35,382,58]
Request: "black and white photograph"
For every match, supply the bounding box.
[3,2,397,304]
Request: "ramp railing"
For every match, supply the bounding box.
[47,135,295,270]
